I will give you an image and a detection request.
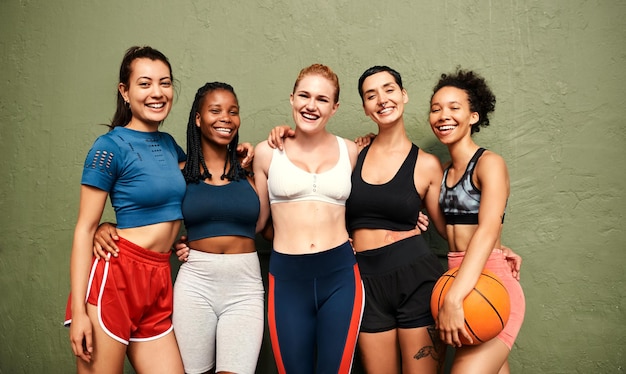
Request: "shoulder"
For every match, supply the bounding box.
[90,131,123,151]
[254,140,272,155]
[159,131,176,141]
[339,136,358,154]
[416,148,443,172]
[339,137,359,164]
[477,149,507,170]
[475,149,509,183]
[254,141,274,168]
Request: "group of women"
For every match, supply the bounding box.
[66,45,525,374]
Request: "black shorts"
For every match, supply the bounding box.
[355,235,444,333]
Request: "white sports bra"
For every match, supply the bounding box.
[268,136,352,206]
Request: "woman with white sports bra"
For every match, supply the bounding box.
[253,63,364,374]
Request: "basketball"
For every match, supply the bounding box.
[430,267,510,345]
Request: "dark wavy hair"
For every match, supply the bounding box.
[109,46,173,129]
[357,65,403,103]
[181,82,251,184]
[431,68,496,134]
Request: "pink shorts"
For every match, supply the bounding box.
[448,249,525,349]
[64,237,174,345]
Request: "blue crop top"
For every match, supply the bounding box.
[182,179,260,241]
[346,143,422,232]
[81,127,186,229]
[439,148,506,225]
[268,136,352,206]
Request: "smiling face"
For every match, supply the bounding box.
[361,71,408,127]
[429,86,479,145]
[290,74,339,134]
[195,89,240,146]
[118,58,173,130]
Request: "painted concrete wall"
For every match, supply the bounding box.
[1,0,624,372]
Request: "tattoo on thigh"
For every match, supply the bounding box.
[413,326,445,368]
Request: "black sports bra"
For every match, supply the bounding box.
[346,143,422,232]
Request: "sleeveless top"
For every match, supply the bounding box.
[183,179,260,241]
[81,127,186,229]
[346,143,422,232]
[268,136,352,206]
[439,148,505,225]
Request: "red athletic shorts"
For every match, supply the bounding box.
[64,237,174,345]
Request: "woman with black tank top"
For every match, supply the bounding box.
[429,69,525,374]
[345,66,449,374]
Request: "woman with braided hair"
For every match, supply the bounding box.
[94,82,265,374]
[173,81,265,374]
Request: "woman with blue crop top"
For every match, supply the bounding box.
[253,64,364,374]
[66,46,185,373]
[429,68,525,374]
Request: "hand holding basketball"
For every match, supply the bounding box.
[431,267,511,346]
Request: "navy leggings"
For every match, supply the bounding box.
[268,242,364,374]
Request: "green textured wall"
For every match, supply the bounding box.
[1,0,624,372]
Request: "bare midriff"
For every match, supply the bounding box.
[445,223,502,252]
[351,228,421,252]
[117,220,182,253]
[270,200,350,255]
[189,236,256,254]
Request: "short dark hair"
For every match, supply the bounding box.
[357,66,403,103]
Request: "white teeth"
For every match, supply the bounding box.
[147,103,165,109]
[439,125,455,131]
[302,113,319,120]
[379,108,393,114]
[215,127,232,133]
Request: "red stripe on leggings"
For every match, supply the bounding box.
[338,263,364,373]
[267,274,287,374]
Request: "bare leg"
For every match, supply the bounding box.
[128,331,184,374]
[450,338,509,374]
[358,330,400,373]
[398,325,445,374]
[498,359,510,374]
[76,304,127,374]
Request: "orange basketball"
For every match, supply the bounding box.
[430,267,510,345]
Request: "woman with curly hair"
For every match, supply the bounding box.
[429,68,525,374]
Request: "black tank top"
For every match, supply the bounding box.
[346,143,422,232]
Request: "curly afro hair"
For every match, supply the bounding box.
[431,68,496,134]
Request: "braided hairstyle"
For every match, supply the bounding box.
[110,46,173,129]
[181,82,251,184]
[431,68,496,134]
